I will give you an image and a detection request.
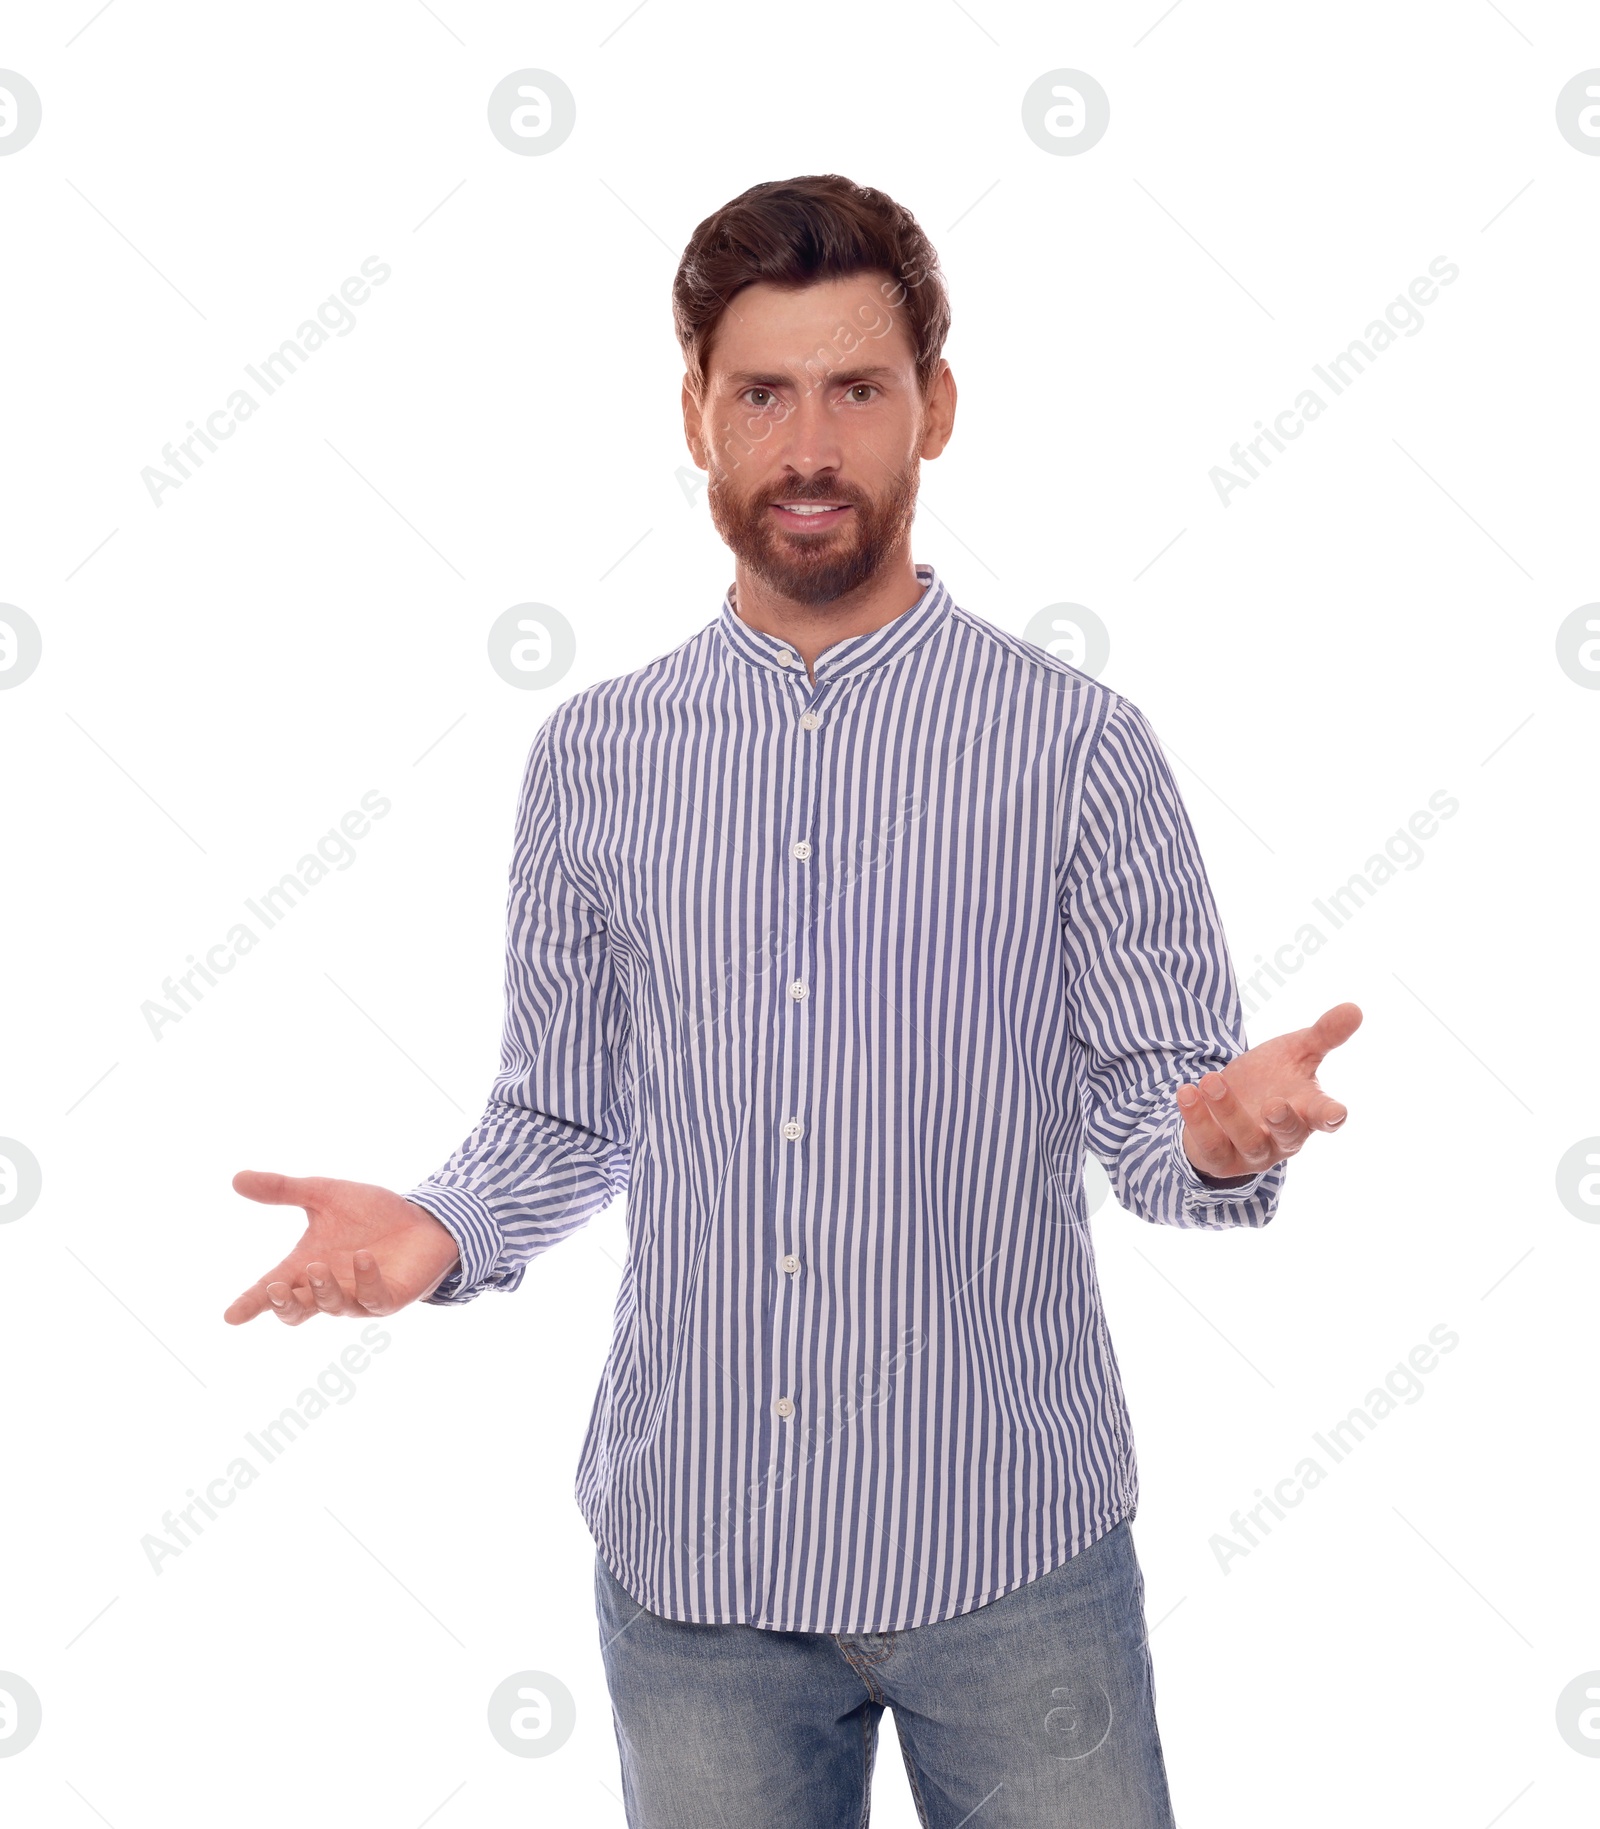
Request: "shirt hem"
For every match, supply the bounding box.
[580,1498,1139,1635]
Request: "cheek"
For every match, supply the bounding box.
[846,406,917,464]
[704,402,772,463]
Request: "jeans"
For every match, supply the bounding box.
[593,1518,1177,1828]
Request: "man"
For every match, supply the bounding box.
[225,174,1359,1827]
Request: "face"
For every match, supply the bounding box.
[682,273,954,606]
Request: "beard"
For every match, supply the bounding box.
[707,457,920,607]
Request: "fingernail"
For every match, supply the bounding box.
[309,1276,324,1288]
[269,1295,284,1307]
[1327,1112,1346,1128]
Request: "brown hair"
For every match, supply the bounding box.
[672,174,951,405]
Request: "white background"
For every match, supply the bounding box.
[1,1,1596,1823]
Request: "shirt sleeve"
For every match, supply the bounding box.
[406,712,634,1303]
[1059,696,1285,1231]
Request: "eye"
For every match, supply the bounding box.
[847,384,879,403]
[742,387,777,409]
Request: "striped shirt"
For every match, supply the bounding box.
[407,563,1285,1633]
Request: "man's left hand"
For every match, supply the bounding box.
[1177,1001,1362,1183]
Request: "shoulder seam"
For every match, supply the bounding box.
[946,603,1126,700]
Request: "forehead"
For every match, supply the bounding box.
[705,273,917,381]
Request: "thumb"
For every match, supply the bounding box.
[232,1169,316,1207]
[1305,1001,1363,1061]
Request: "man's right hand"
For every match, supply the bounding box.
[223,1171,464,1326]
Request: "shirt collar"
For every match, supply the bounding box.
[715,564,953,685]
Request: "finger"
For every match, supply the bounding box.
[224,1284,273,1325]
[1262,1100,1310,1153]
[1301,1002,1363,1068]
[1301,1092,1349,1132]
[224,1249,311,1325]
[266,1280,318,1326]
[1197,1072,1277,1170]
[351,1249,396,1315]
[1176,1081,1237,1170]
[304,1261,350,1315]
[232,1169,321,1208]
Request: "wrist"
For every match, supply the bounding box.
[1179,1132,1258,1189]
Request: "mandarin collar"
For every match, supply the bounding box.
[715,564,953,685]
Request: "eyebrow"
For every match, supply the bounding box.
[718,364,901,389]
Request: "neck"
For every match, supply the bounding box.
[730,548,925,681]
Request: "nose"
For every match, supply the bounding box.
[766,385,845,479]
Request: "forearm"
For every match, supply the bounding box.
[407,1096,629,1304]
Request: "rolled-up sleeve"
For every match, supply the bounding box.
[1059,696,1284,1231]
[407,710,634,1303]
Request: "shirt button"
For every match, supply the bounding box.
[791,839,812,860]
[782,1118,803,1141]
[775,650,796,668]
[788,980,808,1001]
[782,1254,800,1274]
[775,1397,794,1418]
[800,711,821,730]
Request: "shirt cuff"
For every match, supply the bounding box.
[1171,1122,1270,1200]
[405,1182,508,1304]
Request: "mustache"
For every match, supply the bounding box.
[766,484,864,505]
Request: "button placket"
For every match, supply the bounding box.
[769,669,825,1460]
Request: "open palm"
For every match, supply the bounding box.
[1178,1001,1362,1181]
[223,1170,463,1326]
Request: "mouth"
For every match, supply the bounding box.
[769,500,853,531]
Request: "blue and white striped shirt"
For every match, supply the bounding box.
[407,563,1285,1633]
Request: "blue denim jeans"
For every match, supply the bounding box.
[594,1518,1177,1827]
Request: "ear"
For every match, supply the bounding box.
[681,374,708,469]
[918,360,957,461]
